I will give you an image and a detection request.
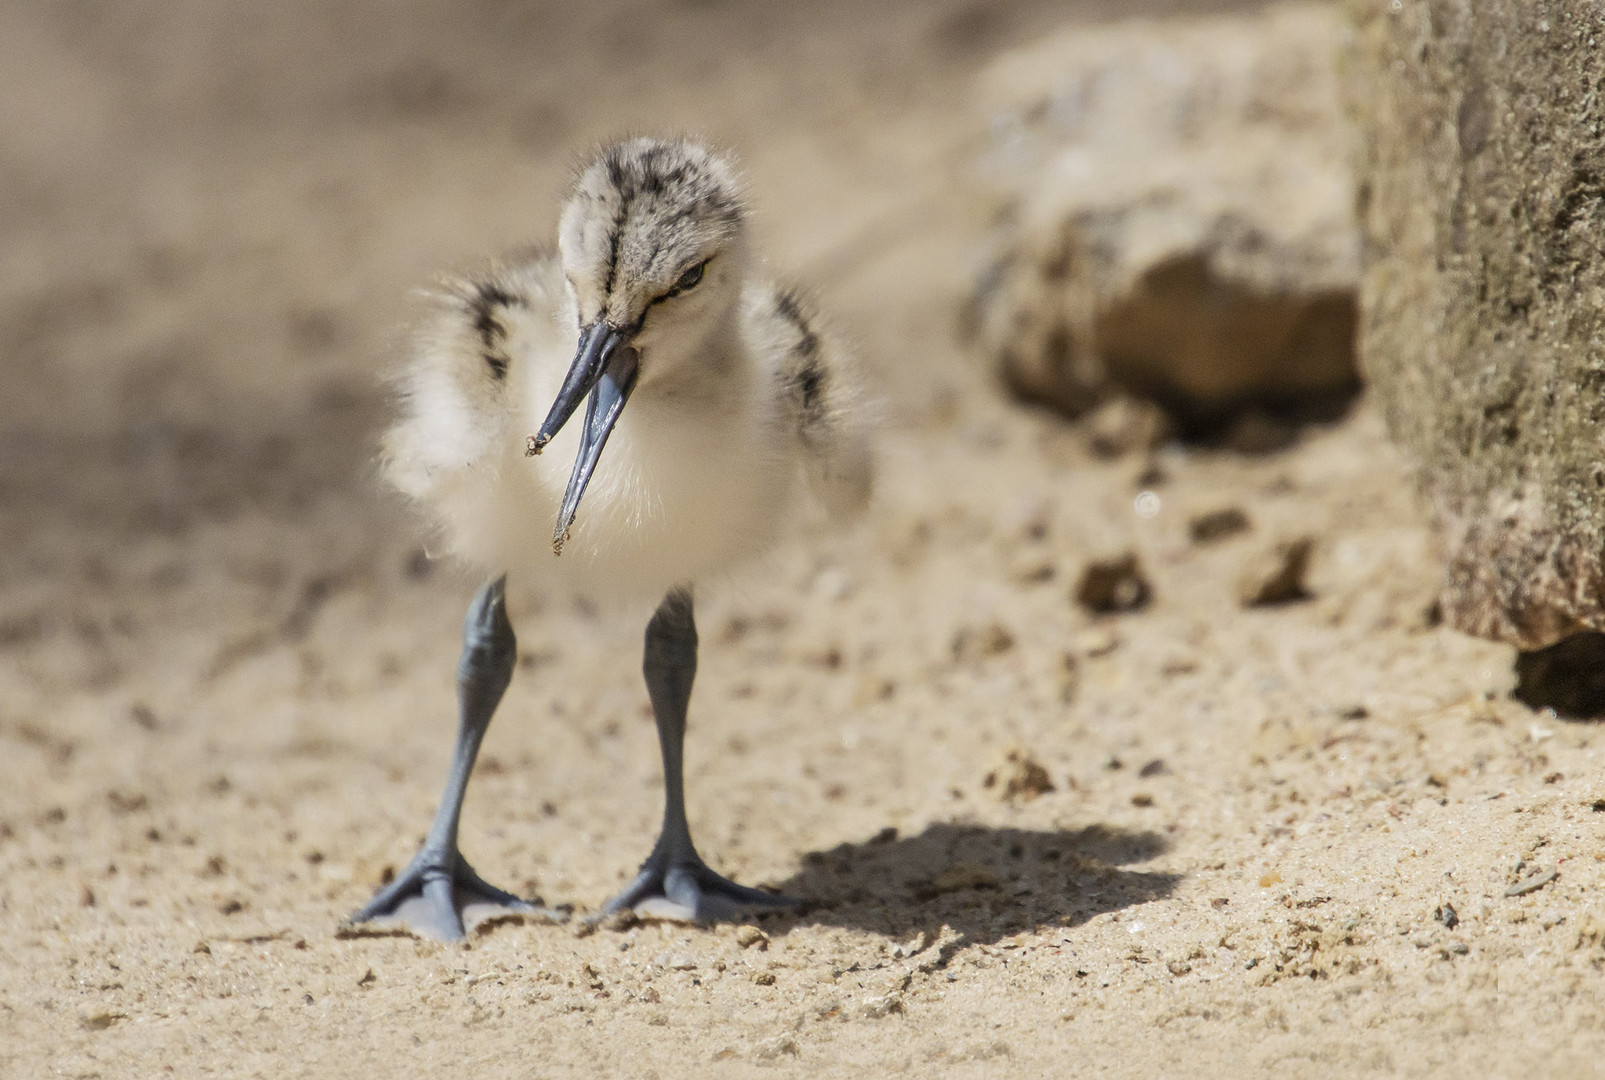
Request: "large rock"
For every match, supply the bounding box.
[967,5,1359,426]
[1351,2,1605,649]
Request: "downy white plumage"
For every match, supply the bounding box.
[353,137,872,939]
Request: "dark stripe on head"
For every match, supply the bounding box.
[600,200,628,302]
[590,140,745,312]
[605,150,629,199]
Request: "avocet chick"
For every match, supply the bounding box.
[352,137,872,940]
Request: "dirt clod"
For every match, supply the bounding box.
[983,748,1056,803]
[1075,553,1152,614]
[80,1011,128,1031]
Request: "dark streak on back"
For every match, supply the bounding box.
[467,280,527,382]
[774,287,827,427]
[775,289,820,358]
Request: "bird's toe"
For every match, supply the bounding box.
[349,850,564,941]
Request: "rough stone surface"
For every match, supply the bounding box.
[968,5,1359,426]
[1351,1,1605,649]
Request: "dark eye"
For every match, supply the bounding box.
[670,261,706,295]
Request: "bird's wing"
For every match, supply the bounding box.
[382,248,568,512]
[758,283,874,521]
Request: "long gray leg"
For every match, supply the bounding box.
[600,587,795,921]
[350,577,559,940]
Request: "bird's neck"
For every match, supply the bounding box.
[634,307,752,409]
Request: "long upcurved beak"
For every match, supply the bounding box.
[525,321,640,555]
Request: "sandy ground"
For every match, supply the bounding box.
[4,1,1605,1076]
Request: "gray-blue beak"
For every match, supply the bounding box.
[526,321,640,554]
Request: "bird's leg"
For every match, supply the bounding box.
[601,587,796,921]
[350,577,559,940]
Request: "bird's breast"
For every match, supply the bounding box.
[495,388,795,600]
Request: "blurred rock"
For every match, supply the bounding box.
[1188,507,1251,546]
[1351,3,1605,650]
[1238,537,1314,608]
[1075,552,1151,614]
[968,5,1358,428]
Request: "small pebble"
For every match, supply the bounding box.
[952,622,1016,662]
[1238,537,1314,607]
[1075,552,1152,614]
[983,747,1056,803]
[1188,507,1251,545]
[80,1011,128,1031]
[1074,627,1121,657]
[858,992,904,1018]
[1505,867,1559,897]
[1010,558,1056,585]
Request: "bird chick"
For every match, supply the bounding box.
[354,138,872,939]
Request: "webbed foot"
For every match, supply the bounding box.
[601,851,795,922]
[350,847,563,941]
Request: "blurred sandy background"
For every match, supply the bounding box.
[4,1,1605,1076]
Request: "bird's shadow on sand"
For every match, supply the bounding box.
[750,821,1180,949]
